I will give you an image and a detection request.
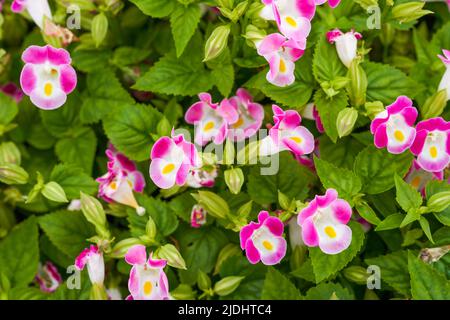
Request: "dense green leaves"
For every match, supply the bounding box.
[261,267,302,300]
[170,5,201,57]
[314,90,349,142]
[130,0,177,18]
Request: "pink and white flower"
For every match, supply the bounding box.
[404,160,444,196]
[257,33,305,87]
[75,245,105,285]
[150,131,199,189]
[185,93,239,146]
[411,117,450,173]
[370,96,418,154]
[224,88,264,141]
[35,261,62,293]
[297,188,352,255]
[239,211,287,265]
[186,165,218,188]
[97,144,146,215]
[259,105,315,157]
[124,245,169,300]
[20,45,77,110]
[301,103,324,133]
[11,0,52,29]
[327,29,362,68]
[191,204,207,228]
[438,49,450,101]
[1,83,23,103]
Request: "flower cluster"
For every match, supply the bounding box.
[97,144,146,215]
[370,95,449,174]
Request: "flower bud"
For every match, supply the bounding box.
[0,142,21,165]
[42,181,69,203]
[356,0,378,9]
[243,25,266,48]
[196,191,229,219]
[236,200,252,219]
[337,108,358,138]
[0,164,29,185]
[391,2,432,23]
[204,25,231,62]
[427,191,450,213]
[197,270,211,291]
[343,266,369,285]
[91,12,109,47]
[278,190,291,211]
[223,139,235,165]
[170,284,196,300]
[214,243,242,275]
[156,244,187,270]
[145,216,157,240]
[80,192,110,239]
[213,276,245,296]
[156,117,171,137]
[347,60,367,107]
[110,238,143,258]
[224,168,244,195]
[421,89,448,119]
[217,0,234,9]
[90,283,108,300]
[365,101,385,120]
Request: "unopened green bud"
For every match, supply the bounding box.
[90,283,108,300]
[156,117,171,137]
[156,244,187,270]
[427,191,450,213]
[391,2,432,24]
[214,243,242,275]
[0,164,28,185]
[278,190,291,211]
[364,288,380,300]
[145,216,157,240]
[195,191,229,219]
[224,168,244,195]
[91,12,108,47]
[197,270,211,291]
[110,238,143,258]
[80,192,110,239]
[217,0,234,9]
[213,276,245,296]
[231,1,248,21]
[204,25,231,62]
[337,108,358,138]
[170,284,196,300]
[42,181,68,203]
[365,101,385,119]
[343,266,369,285]
[223,139,235,165]
[421,89,447,119]
[238,140,259,164]
[243,25,266,48]
[236,200,252,219]
[347,60,367,107]
[0,142,21,165]
[354,0,378,10]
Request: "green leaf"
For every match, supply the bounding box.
[91,13,108,47]
[394,174,422,212]
[408,251,450,299]
[354,146,413,194]
[310,221,365,283]
[0,93,18,125]
[170,4,201,57]
[305,282,354,300]
[375,213,404,231]
[426,180,450,227]
[50,164,98,199]
[209,49,235,97]
[365,250,410,296]
[80,69,134,124]
[130,0,177,18]
[313,35,347,83]
[176,225,228,285]
[261,267,302,300]
[291,259,316,283]
[133,33,213,96]
[103,104,163,161]
[40,94,82,138]
[247,152,316,205]
[55,127,97,174]
[71,50,112,73]
[364,62,421,105]
[355,202,381,225]
[314,156,362,204]
[111,47,150,66]
[127,195,178,238]
[39,210,96,258]
[419,217,434,243]
[314,90,349,143]
[0,216,39,287]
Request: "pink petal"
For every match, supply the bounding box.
[125,245,147,265]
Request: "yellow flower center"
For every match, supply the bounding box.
[110,182,117,190]
[279,59,286,73]
[262,240,273,250]
[290,136,302,144]
[429,146,438,159]
[394,130,404,142]
[285,16,297,27]
[143,281,152,295]
[50,68,58,76]
[203,121,215,132]
[44,83,53,97]
[324,226,337,239]
[232,117,244,129]
[411,176,421,189]
[162,163,175,174]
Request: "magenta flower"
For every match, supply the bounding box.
[370,96,418,154]
[124,245,169,300]
[410,117,450,173]
[150,131,199,189]
[0,83,24,103]
[327,29,362,68]
[190,204,207,228]
[11,0,52,29]
[185,93,239,146]
[224,88,264,141]
[20,45,77,110]
[257,33,305,87]
[239,211,287,265]
[259,105,315,157]
[298,189,352,255]
[75,245,105,285]
[260,0,316,22]
[186,166,218,188]
[438,49,450,101]
[35,261,62,293]
[97,144,146,215]
[404,160,444,196]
